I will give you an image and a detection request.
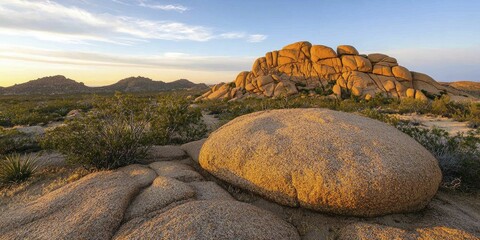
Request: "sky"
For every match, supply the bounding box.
[0,0,479,87]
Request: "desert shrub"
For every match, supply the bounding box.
[41,93,207,169]
[366,93,395,107]
[0,153,38,184]
[41,93,152,169]
[397,124,480,190]
[0,128,40,155]
[0,95,93,127]
[359,109,400,126]
[151,96,207,145]
[449,102,480,129]
[430,95,451,116]
[397,98,429,114]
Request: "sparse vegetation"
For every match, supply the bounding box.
[0,153,38,185]
[41,93,153,169]
[152,96,207,145]
[0,95,93,127]
[41,93,207,169]
[397,124,480,190]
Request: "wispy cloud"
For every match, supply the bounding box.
[0,45,255,72]
[247,34,267,43]
[0,0,265,44]
[218,33,267,42]
[112,0,189,12]
[138,1,188,13]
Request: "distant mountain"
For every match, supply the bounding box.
[0,75,208,95]
[96,76,208,92]
[1,75,91,95]
[442,81,480,98]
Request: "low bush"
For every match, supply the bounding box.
[41,93,153,169]
[397,98,430,114]
[0,153,38,185]
[151,96,207,145]
[397,124,480,190]
[359,109,400,126]
[0,95,93,127]
[41,93,207,169]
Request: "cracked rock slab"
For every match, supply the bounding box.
[114,200,300,240]
[0,170,148,240]
[189,181,234,201]
[124,176,196,221]
[146,145,187,162]
[149,161,204,182]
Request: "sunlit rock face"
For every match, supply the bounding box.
[199,108,442,217]
[196,41,470,101]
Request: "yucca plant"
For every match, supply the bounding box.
[0,153,38,184]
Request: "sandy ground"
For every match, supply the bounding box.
[391,113,477,135]
[202,112,220,131]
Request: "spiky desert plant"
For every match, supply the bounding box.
[0,153,38,184]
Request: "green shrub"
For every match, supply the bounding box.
[430,95,451,116]
[396,124,480,190]
[41,93,152,169]
[0,95,93,127]
[41,93,207,169]
[0,153,38,184]
[151,96,207,145]
[397,98,429,114]
[359,109,399,126]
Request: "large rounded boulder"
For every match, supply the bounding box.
[199,109,442,217]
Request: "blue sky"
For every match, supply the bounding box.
[0,0,479,86]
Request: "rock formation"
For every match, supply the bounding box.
[196,41,470,101]
[0,146,299,240]
[199,109,442,217]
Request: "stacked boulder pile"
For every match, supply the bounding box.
[196,41,469,101]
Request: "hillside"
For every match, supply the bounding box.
[443,81,480,97]
[96,77,208,92]
[0,76,208,95]
[1,76,91,95]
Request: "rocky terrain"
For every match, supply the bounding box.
[196,42,473,102]
[0,75,208,95]
[1,109,479,239]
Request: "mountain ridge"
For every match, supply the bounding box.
[442,81,480,97]
[0,75,208,95]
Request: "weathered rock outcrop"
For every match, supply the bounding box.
[114,200,300,240]
[196,41,471,101]
[0,146,300,240]
[0,165,157,240]
[1,141,478,239]
[199,109,442,217]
